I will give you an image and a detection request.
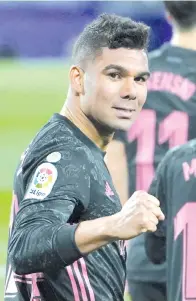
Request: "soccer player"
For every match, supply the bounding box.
[145,139,196,301]
[106,1,196,300]
[4,14,164,301]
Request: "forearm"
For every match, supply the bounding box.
[75,214,120,254]
[9,213,120,274]
[9,222,81,274]
[8,196,84,274]
[76,190,166,254]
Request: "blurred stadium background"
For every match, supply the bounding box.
[0,1,172,300]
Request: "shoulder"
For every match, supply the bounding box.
[21,122,93,184]
[29,121,91,162]
[148,44,170,71]
[168,140,196,162]
[158,140,196,178]
[148,43,169,61]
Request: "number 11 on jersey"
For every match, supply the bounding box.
[128,109,189,191]
[174,203,196,301]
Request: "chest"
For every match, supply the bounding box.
[82,159,122,220]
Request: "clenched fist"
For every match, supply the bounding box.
[74,190,164,254]
[113,190,165,240]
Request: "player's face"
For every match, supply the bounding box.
[80,47,149,131]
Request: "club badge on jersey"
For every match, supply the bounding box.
[24,162,58,200]
[46,151,61,163]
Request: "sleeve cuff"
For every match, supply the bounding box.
[54,223,83,266]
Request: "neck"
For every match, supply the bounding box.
[60,99,113,151]
[171,26,196,51]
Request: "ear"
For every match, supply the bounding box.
[165,11,173,25]
[69,65,84,95]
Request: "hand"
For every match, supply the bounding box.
[113,190,165,240]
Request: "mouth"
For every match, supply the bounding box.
[112,107,136,119]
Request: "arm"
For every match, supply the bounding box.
[9,151,164,275]
[9,150,91,274]
[75,190,164,254]
[105,135,129,205]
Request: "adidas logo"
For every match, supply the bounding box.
[105,182,114,197]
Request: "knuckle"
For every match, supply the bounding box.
[156,198,160,206]
[139,207,146,218]
[140,214,149,226]
[153,224,157,232]
[138,197,145,206]
[136,190,145,194]
[152,207,159,216]
[149,195,160,206]
[148,223,157,232]
[135,190,146,198]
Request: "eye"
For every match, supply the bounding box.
[135,76,147,83]
[108,72,121,80]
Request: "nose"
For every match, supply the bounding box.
[120,78,137,101]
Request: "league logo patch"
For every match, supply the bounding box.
[24,163,58,200]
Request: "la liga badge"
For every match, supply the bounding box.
[25,162,58,200]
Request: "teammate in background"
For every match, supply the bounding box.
[106,1,196,300]
[4,14,164,301]
[145,139,196,301]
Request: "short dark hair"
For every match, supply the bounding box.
[72,13,150,65]
[164,1,196,30]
